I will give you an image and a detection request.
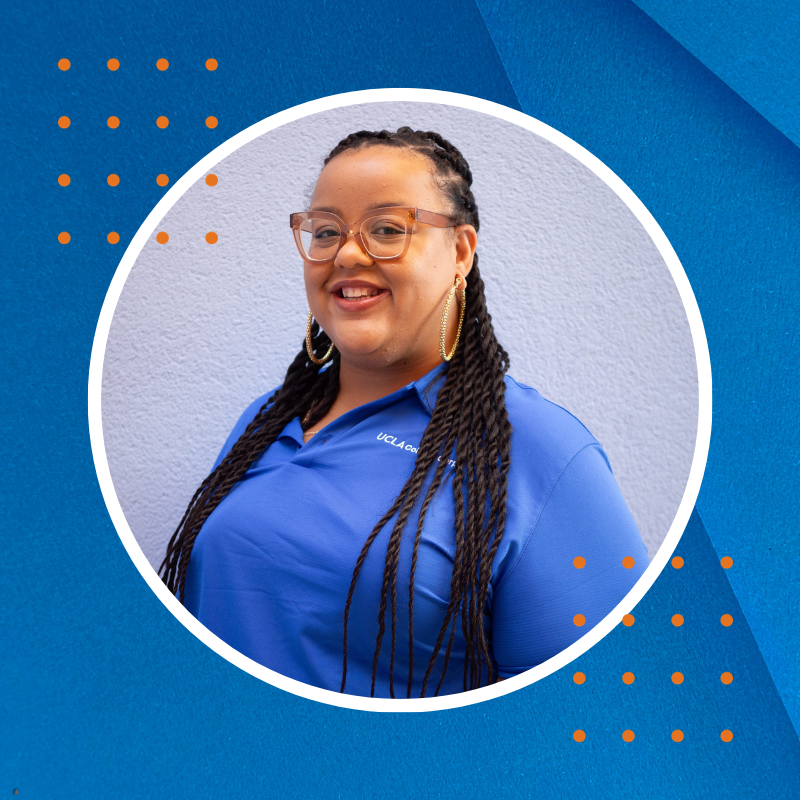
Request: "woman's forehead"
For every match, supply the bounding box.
[311,147,440,211]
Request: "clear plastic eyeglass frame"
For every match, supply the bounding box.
[289,207,456,263]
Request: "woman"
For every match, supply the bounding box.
[160,127,648,699]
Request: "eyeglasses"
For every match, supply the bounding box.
[289,207,456,263]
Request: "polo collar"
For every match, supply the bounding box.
[411,362,449,416]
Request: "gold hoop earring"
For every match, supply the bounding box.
[439,276,467,362]
[305,310,335,365]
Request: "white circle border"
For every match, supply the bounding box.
[88,88,712,713]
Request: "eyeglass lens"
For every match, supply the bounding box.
[299,213,409,260]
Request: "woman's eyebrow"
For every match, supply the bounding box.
[309,202,407,215]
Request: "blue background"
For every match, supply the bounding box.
[2,0,799,796]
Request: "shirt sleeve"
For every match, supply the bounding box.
[491,443,649,676]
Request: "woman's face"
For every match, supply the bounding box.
[304,146,476,371]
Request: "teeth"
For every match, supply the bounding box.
[341,287,381,298]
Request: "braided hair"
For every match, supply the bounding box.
[160,127,512,697]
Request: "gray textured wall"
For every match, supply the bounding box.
[101,101,699,571]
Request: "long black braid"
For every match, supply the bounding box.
[160,127,512,697]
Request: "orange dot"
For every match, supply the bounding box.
[622,730,635,743]
[671,556,684,569]
[156,231,169,244]
[107,232,120,244]
[573,614,586,627]
[720,730,733,742]
[58,116,71,129]
[206,116,218,129]
[156,174,169,187]
[672,614,684,627]
[622,614,635,627]
[156,116,169,129]
[58,231,70,244]
[157,58,169,71]
[107,116,120,129]
[622,672,635,685]
[573,730,586,742]
[671,672,684,684]
[58,174,71,186]
[720,672,733,684]
[721,556,733,569]
[671,730,684,742]
[622,556,635,569]
[573,556,585,569]
[58,58,71,71]
[205,231,218,244]
[205,173,218,186]
[206,58,218,70]
[720,614,733,627]
[107,58,120,71]
[107,174,120,187]
[573,672,586,685]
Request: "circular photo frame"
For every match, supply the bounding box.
[89,88,711,711]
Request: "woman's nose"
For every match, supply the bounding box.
[334,231,373,269]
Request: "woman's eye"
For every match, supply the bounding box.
[368,220,405,237]
[314,227,339,240]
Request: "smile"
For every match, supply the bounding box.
[330,282,391,311]
[340,286,382,299]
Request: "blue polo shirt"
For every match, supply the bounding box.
[183,364,648,697]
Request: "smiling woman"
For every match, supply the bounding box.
[158,127,649,699]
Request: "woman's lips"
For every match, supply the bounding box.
[331,286,390,311]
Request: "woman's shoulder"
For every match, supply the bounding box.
[502,374,602,469]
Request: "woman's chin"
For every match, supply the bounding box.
[333,335,399,366]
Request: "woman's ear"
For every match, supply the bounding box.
[454,224,478,278]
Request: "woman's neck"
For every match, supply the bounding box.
[304,351,442,438]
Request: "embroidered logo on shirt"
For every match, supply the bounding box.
[376,433,456,467]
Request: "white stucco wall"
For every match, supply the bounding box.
[101,101,699,572]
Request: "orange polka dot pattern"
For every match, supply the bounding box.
[671,672,684,684]
[672,614,684,627]
[622,556,635,569]
[721,556,733,569]
[54,63,225,247]
[622,614,635,627]
[573,672,586,685]
[721,730,733,742]
[573,730,585,742]
[721,614,733,627]
[622,730,635,742]
[721,672,733,685]
[671,730,684,742]
[671,556,684,569]
[573,614,586,627]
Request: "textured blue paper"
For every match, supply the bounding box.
[478,0,800,740]
[2,0,799,796]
